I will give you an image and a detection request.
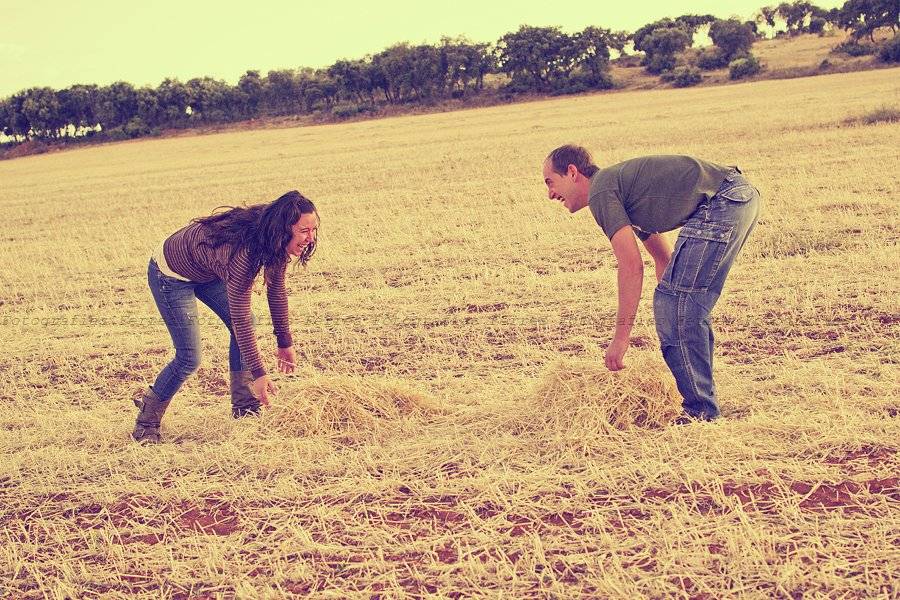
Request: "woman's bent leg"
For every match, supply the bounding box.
[147,260,202,400]
[135,261,202,442]
[195,281,260,417]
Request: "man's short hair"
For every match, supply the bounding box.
[546,144,598,178]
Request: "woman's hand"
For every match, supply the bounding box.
[277,346,297,373]
[251,375,277,406]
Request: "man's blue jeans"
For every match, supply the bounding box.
[147,259,253,401]
[653,170,760,420]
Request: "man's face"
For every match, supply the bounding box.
[543,159,585,213]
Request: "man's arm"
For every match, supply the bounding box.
[642,233,673,283]
[606,225,644,370]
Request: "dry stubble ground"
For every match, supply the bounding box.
[0,67,898,599]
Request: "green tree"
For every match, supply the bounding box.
[296,68,332,111]
[633,15,714,50]
[371,45,412,102]
[744,20,761,38]
[371,44,444,102]
[777,1,810,33]
[328,59,374,105]
[632,18,696,74]
[410,44,446,99]
[496,25,576,92]
[639,26,693,73]
[439,37,494,96]
[57,84,99,136]
[837,0,900,41]
[186,77,236,122]
[264,69,303,115]
[134,87,163,130]
[729,55,762,78]
[364,59,392,103]
[237,70,264,117]
[156,78,191,126]
[574,26,617,83]
[96,81,138,132]
[674,14,718,30]
[3,93,31,139]
[316,73,340,107]
[808,16,826,33]
[757,5,779,28]
[21,87,64,139]
[709,18,757,59]
[0,98,12,138]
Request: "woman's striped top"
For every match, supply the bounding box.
[163,221,292,378]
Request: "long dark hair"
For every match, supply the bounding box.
[194,190,318,276]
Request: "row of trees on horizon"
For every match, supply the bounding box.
[1,0,897,146]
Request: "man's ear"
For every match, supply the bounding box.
[567,164,579,178]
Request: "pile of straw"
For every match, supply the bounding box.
[263,373,441,441]
[527,352,681,431]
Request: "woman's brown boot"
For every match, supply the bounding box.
[230,371,261,418]
[132,387,171,443]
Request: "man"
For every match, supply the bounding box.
[542,145,759,421]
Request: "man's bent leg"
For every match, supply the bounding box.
[654,288,720,419]
[654,169,760,420]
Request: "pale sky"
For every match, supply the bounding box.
[0,0,844,98]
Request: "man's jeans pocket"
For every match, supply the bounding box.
[717,175,758,203]
[661,222,734,293]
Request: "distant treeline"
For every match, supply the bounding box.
[1,0,897,145]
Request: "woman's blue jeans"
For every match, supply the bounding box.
[653,170,760,420]
[147,259,253,401]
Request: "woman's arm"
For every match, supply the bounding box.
[226,257,278,404]
[225,265,267,379]
[265,263,293,350]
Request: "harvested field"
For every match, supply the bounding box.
[1,67,898,598]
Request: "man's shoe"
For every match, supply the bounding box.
[672,413,718,425]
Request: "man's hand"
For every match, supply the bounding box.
[251,375,278,406]
[605,337,630,371]
[277,346,297,374]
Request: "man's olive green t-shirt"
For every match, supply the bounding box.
[588,155,734,240]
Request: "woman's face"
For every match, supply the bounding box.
[286,212,318,257]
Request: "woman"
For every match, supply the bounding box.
[133,190,319,443]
